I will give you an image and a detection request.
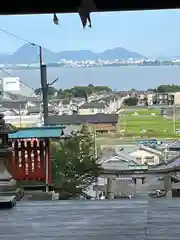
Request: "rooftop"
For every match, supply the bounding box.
[79,102,106,109]
[46,113,119,125]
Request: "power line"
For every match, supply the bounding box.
[0,28,37,47]
[0,28,42,96]
[0,68,35,91]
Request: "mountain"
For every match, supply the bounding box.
[0,44,145,64]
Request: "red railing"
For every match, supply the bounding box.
[7,139,51,184]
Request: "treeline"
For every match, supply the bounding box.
[34,84,112,99]
[149,84,180,93]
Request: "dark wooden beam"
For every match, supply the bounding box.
[1,0,180,15]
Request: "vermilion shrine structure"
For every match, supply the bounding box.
[3,123,65,189]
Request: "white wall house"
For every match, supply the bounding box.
[129,145,163,165]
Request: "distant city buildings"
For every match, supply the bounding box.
[0,58,179,69]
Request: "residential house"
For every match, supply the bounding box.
[0,100,27,111]
[78,102,106,115]
[137,93,147,106]
[154,92,174,105]
[27,104,57,115]
[147,93,154,105]
[46,113,120,134]
[129,145,163,165]
[173,92,180,105]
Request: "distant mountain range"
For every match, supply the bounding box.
[0,44,145,64]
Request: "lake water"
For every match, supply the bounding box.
[2,65,180,90]
[0,199,180,240]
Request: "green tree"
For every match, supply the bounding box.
[34,86,57,97]
[48,86,57,96]
[56,85,112,99]
[34,88,42,95]
[124,97,138,106]
[94,86,112,92]
[150,84,180,93]
[51,125,101,199]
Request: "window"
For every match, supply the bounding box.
[145,156,155,164]
[145,156,154,160]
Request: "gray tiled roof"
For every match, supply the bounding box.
[0,201,147,239]
[27,105,56,114]
[0,100,27,109]
[154,158,180,169]
[168,141,180,149]
[47,113,119,125]
[79,102,106,109]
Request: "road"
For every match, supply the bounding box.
[1,199,180,239]
[96,137,175,145]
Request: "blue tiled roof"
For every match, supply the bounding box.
[8,126,65,139]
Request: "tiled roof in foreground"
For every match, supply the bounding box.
[0,201,147,239]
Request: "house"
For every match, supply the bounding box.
[46,113,120,134]
[129,145,163,165]
[137,93,147,105]
[27,105,56,115]
[154,93,174,105]
[173,92,180,104]
[95,95,122,113]
[0,100,27,111]
[147,93,154,105]
[78,102,106,115]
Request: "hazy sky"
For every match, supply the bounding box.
[0,9,179,57]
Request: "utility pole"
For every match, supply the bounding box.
[173,104,176,134]
[39,46,49,193]
[94,127,97,158]
[39,46,48,126]
[94,127,99,199]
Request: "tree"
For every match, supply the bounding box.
[34,86,57,97]
[150,84,180,93]
[48,86,57,96]
[51,125,101,199]
[124,97,138,106]
[34,88,42,96]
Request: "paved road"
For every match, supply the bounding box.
[1,199,180,239]
[97,137,174,145]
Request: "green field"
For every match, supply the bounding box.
[120,108,179,138]
[121,107,162,115]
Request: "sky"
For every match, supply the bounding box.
[0,9,179,57]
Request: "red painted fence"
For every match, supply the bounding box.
[7,139,52,185]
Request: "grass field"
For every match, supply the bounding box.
[120,107,179,138]
[121,107,161,115]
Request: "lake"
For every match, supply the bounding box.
[1,65,180,90]
[0,199,180,239]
